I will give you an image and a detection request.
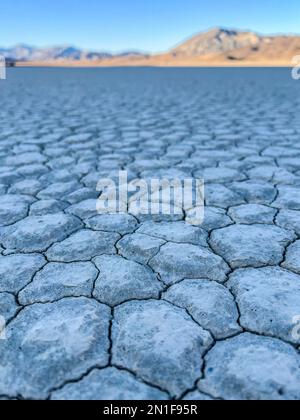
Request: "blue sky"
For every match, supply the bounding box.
[1,0,300,52]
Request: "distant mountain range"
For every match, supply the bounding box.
[0,44,145,61]
[2,28,300,66]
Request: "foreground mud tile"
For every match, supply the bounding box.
[276,209,300,235]
[196,167,247,184]
[205,184,246,208]
[0,171,21,185]
[2,152,47,167]
[46,229,120,262]
[0,292,19,320]
[29,199,67,216]
[186,206,232,231]
[277,157,300,172]
[0,194,34,226]
[273,169,300,185]
[0,298,111,399]
[17,164,48,178]
[130,203,184,223]
[199,333,300,400]
[85,213,138,235]
[163,279,241,339]
[136,221,208,246]
[210,224,295,268]
[66,198,101,220]
[228,267,300,344]
[93,255,163,306]
[51,367,169,400]
[0,213,82,253]
[18,262,98,304]
[64,187,98,205]
[117,233,166,264]
[112,300,213,397]
[0,254,46,293]
[37,181,80,200]
[149,242,230,285]
[282,241,300,275]
[272,186,300,210]
[39,169,74,183]
[229,181,277,204]
[8,179,44,196]
[228,204,276,225]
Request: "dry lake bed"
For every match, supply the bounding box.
[0,68,300,400]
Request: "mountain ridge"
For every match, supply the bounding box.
[2,27,300,66]
[171,28,262,56]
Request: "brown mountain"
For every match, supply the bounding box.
[13,28,300,67]
[169,28,300,64]
[171,28,262,56]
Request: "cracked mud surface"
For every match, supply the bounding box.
[0,68,300,400]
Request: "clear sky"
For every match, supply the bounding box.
[1,0,300,53]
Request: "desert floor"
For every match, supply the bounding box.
[0,67,300,400]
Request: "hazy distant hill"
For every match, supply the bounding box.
[0,44,113,61]
[1,28,300,66]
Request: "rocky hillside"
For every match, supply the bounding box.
[170,28,300,62]
[171,28,262,56]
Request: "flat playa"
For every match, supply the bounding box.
[15,57,294,67]
[0,68,300,400]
